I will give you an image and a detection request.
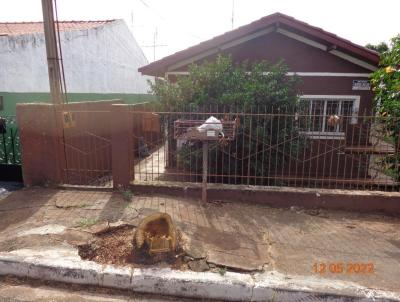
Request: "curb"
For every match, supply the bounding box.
[0,250,399,302]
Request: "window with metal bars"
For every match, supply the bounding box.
[299,96,359,138]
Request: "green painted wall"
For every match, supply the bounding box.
[0,92,157,116]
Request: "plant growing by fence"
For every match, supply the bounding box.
[151,55,305,185]
[371,35,400,181]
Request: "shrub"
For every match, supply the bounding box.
[150,55,303,185]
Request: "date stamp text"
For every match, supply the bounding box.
[312,262,374,274]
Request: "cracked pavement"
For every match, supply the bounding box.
[0,187,399,294]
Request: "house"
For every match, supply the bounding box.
[137,13,394,188]
[0,19,153,115]
[139,12,378,116]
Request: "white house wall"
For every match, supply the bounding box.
[0,20,151,94]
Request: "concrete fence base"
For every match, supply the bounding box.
[131,181,400,214]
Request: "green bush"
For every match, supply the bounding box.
[150,55,299,110]
[371,35,400,181]
[150,55,304,185]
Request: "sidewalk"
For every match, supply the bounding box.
[0,187,399,300]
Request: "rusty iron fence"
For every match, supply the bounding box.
[132,105,400,192]
[61,110,113,187]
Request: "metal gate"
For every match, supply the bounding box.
[61,109,112,187]
[0,116,22,182]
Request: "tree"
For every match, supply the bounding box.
[150,55,299,110]
[150,55,304,185]
[370,35,400,181]
[365,42,389,54]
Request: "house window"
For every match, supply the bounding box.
[299,95,360,139]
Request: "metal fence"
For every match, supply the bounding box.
[61,110,113,187]
[132,106,400,192]
[0,116,21,165]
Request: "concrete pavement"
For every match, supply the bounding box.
[0,187,399,300]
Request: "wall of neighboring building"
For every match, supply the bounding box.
[0,92,155,115]
[0,20,154,115]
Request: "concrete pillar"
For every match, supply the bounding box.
[16,103,65,186]
[111,104,134,189]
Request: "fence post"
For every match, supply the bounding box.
[202,141,208,203]
[111,104,134,189]
[16,103,65,186]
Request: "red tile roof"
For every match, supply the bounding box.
[139,12,379,76]
[0,20,116,37]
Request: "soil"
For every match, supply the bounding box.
[77,226,187,270]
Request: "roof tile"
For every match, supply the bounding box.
[0,20,116,36]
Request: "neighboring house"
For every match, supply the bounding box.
[0,19,154,115]
[138,13,391,185]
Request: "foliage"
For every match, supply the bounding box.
[150,55,299,110]
[365,42,389,54]
[218,266,227,276]
[121,189,134,201]
[370,35,400,181]
[371,35,400,118]
[77,218,99,228]
[151,55,304,185]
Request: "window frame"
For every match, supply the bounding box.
[299,95,360,140]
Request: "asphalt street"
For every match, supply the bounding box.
[0,276,212,302]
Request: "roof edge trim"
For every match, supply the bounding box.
[167,26,275,71]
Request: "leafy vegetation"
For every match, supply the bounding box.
[151,55,303,185]
[365,42,389,54]
[77,218,99,228]
[150,55,299,110]
[370,35,400,181]
[218,266,227,276]
[121,189,134,201]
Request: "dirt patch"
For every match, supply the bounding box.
[77,226,186,269]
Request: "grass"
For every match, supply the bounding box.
[218,266,227,276]
[122,190,133,201]
[77,218,99,228]
[122,201,133,210]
